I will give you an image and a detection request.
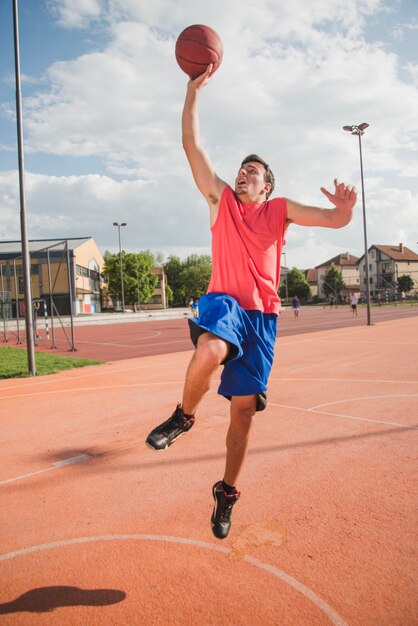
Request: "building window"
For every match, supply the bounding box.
[76,265,89,277]
[146,295,163,304]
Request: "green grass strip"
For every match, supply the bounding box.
[0,346,102,379]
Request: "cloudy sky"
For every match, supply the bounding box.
[0,0,417,270]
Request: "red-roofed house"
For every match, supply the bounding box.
[303,268,318,298]
[315,252,360,299]
[357,243,418,295]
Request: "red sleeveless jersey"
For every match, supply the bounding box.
[207,185,287,314]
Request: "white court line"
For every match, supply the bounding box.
[269,403,416,429]
[244,555,348,626]
[1,370,413,401]
[49,337,188,350]
[310,394,418,411]
[0,356,192,392]
[0,454,92,486]
[0,381,184,401]
[0,534,347,626]
[310,339,418,346]
[279,334,418,346]
[2,378,417,403]
[77,328,163,343]
[269,377,418,385]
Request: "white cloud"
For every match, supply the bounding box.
[392,19,418,41]
[46,0,102,28]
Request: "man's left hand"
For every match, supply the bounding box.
[320,179,357,211]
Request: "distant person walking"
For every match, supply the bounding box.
[292,295,300,319]
[192,298,199,318]
[33,300,41,339]
[400,291,406,304]
[350,294,358,317]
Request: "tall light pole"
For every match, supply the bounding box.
[113,222,127,313]
[13,0,36,375]
[343,123,372,326]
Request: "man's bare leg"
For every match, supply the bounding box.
[211,394,257,539]
[145,332,230,450]
[223,394,257,486]
[181,332,229,415]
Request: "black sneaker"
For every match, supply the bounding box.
[145,404,195,451]
[211,481,240,539]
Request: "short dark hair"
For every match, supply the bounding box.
[241,154,275,198]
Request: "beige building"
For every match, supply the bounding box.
[0,237,167,316]
[0,237,105,316]
[315,253,360,300]
[140,267,167,310]
[357,243,418,296]
[304,268,318,298]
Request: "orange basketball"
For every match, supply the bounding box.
[175,24,223,79]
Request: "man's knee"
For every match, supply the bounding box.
[196,333,229,369]
[231,395,257,425]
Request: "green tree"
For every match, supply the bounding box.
[164,254,212,306]
[163,256,184,307]
[165,283,173,305]
[182,263,212,299]
[323,264,345,299]
[397,274,414,293]
[103,250,158,309]
[279,267,311,301]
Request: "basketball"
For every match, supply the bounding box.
[175,24,223,79]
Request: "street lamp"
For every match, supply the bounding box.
[343,123,372,325]
[13,0,36,374]
[113,222,127,313]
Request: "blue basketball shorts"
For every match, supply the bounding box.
[188,293,278,411]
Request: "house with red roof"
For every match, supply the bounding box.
[357,243,418,296]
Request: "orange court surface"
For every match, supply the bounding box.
[1,306,417,625]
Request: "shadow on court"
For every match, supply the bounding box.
[0,586,126,614]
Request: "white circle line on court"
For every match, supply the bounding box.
[75,329,163,345]
[269,403,415,429]
[1,379,417,403]
[44,337,189,350]
[71,338,189,350]
[0,534,348,626]
[0,368,418,392]
[279,335,418,346]
[0,381,184,401]
[269,377,418,385]
[310,394,418,411]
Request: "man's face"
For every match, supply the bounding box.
[234,162,271,201]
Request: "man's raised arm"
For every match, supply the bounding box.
[182,66,227,224]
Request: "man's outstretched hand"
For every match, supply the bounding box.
[188,64,214,90]
[320,179,357,211]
